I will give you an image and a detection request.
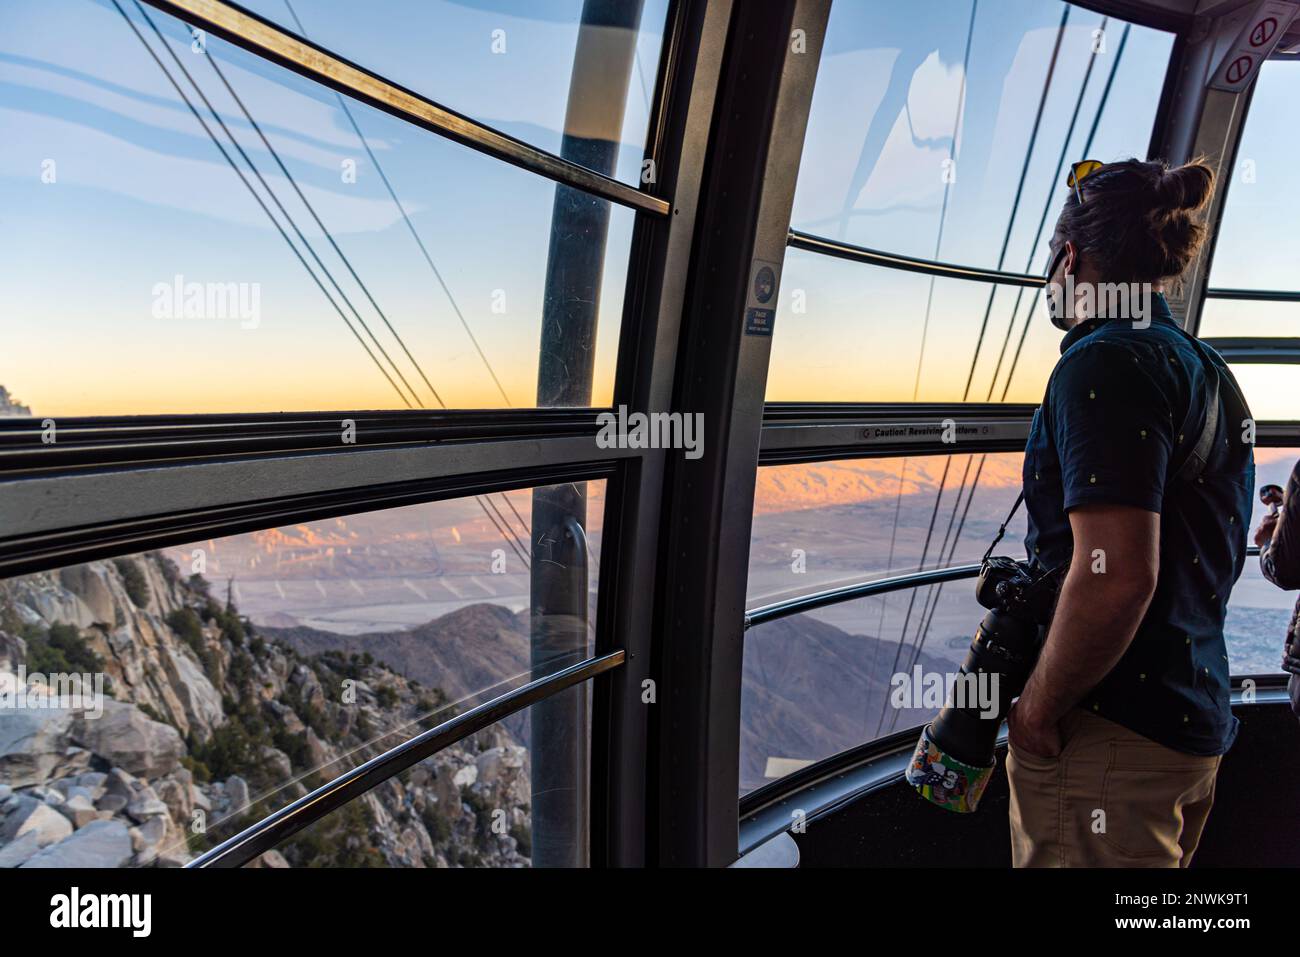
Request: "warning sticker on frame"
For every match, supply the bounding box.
[1208,0,1299,92]
[744,258,781,337]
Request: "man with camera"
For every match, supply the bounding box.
[1001,160,1254,867]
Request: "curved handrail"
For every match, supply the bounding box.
[745,545,1265,630]
[787,229,1300,304]
[787,229,1045,287]
[744,563,982,629]
[188,650,625,868]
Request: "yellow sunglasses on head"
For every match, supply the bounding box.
[1067,159,1105,204]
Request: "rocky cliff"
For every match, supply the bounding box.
[0,553,532,868]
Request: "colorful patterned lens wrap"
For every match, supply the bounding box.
[904,723,995,813]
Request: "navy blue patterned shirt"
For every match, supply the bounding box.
[1023,293,1254,755]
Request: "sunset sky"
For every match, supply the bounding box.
[1,0,664,415]
[1,0,1295,418]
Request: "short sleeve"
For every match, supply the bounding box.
[1050,341,1175,514]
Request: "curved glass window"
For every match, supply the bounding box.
[1201,298,1300,339]
[1233,447,1300,677]
[239,0,671,187]
[0,479,603,867]
[272,697,583,868]
[771,0,1173,404]
[1227,365,1300,422]
[0,0,630,416]
[790,0,1173,272]
[767,253,1060,403]
[1208,61,1300,291]
[748,452,1027,608]
[742,447,1290,795]
[742,584,988,796]
[744,451,1026,795]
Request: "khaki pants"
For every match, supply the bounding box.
[1006,710,1221,868]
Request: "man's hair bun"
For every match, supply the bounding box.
[1152,162,1214,213]
[1057,157,1217,284]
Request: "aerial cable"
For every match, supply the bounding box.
[280,0,513,410]
[112,0,412,407]
[202,1,532,562]
[130,0,423,409]
[281,0,536,561]
[199,50,446,409]
[993,17,1119,403]
[121,1,532,567]
[876,9,1070,737]
[481,495,531,570]
[874,455,953,736]
[888,451,988,733]
[1000,21,1129,402]
[881,8,1067,700]
[866,1,978,736]
[903,21,1131,681]
[960,5,1070,401]
[910,0,978,402]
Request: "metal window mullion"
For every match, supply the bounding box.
[0,435,634,542]
[593,0,734,867]
[0,459,621,580]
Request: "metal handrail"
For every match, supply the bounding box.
[745,545,1265,630]
[139,0,671,217]
[188,650,626,868]
[744,563,982,629]
[1204,288,1300,303]
[787,229,1045,287]
[787,228,1300,305]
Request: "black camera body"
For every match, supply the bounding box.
[975,555,1062,625]
[905,556,1064,812]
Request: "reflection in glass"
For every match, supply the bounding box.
[771,0,1174,406]
[0,0,631,415]
[791,0,1173,271]
[0,480,603,867]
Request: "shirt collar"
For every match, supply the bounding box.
[1059,292,1175,354]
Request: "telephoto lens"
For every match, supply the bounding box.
[905,557,1060,812]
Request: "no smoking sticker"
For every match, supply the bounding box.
[1209,0,1298,92]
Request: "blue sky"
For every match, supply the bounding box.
[0,0,664,414]
[0,0,1295,417]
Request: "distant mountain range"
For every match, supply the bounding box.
[0,385,31,417]
[266,598,951,796]
[742,612,959,793]
[753,453,1025,515]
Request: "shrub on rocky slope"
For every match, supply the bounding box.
[0,553,531,868]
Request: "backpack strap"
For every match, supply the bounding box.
[1171,343,1220,485]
